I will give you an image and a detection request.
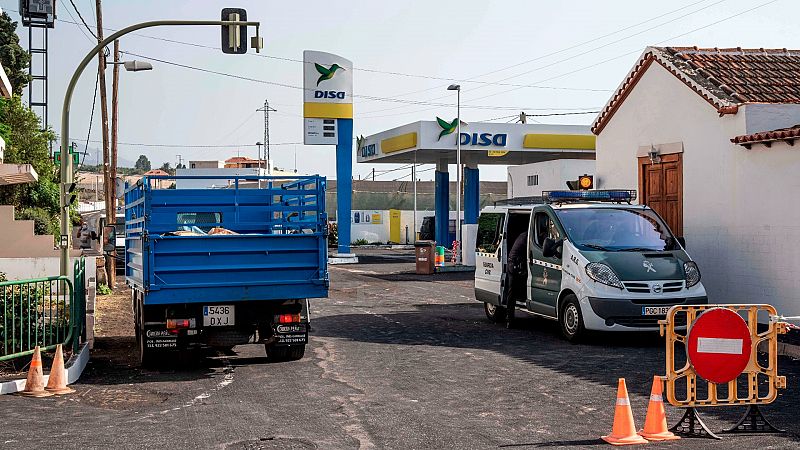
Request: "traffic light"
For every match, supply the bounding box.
[221,8,248,54]
[566,174,594,191]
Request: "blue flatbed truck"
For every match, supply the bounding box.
[124,175,329,365]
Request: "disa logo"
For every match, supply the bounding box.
[436,117,459,141]
[315,63,344,86]
[435,116,507,146]
[313,63,347,100]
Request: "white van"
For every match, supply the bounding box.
[474,190,707,341]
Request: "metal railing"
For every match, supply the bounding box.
[0,258,86,361]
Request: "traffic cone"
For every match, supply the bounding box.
[639,376,679,441]
[18,346,53,397]
[601,378,647,445]
[45,344,75,395]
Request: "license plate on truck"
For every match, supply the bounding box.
[642,306,670,316]
[203,305,234,326]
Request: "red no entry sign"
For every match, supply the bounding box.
[687,308,752,384]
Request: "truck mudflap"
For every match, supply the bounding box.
[273,323,308,346]
[143,328,179,351]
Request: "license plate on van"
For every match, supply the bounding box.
[203,305,234,326]
[642,306,670,316]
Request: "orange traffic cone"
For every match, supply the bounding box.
[18,346,53,397]
[639,376,679,441]
[601,378,647,445]
[45,344,75,395]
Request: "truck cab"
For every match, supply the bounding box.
[474,190,707,341]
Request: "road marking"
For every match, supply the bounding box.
[696,337,743,354]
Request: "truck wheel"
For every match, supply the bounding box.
[484,302,506,323]
[265,345,306,362]
[559,294,585,343]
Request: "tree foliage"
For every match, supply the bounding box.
[134,154,151,172]
[0,96,60,236]
[0,12,31,95]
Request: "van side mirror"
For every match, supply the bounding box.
[543,238,562,258]
[676,236,686,249]
[497,247,502,262]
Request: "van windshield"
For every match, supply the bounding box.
[554,207,677,252]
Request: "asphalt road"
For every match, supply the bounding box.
[2,249,799,449]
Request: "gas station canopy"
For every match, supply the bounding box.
[357,121,595,165]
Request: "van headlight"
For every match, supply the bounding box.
[684,261,701,288]
[585,263,624,289]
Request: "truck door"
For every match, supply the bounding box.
[528,208,563,317]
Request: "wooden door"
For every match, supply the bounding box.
[639,153,683,236]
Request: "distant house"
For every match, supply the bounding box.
[593,46,800,317]
[507,159,595,198]
[224,157,264,169]
[142,169,170,189]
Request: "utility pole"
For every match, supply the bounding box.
[111,40,120,214]
[96,0,115,285]
[256,99,276,174]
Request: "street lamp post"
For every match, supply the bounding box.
[447,84,461,265]
[58,18,261,276]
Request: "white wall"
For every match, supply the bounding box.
[507,159,596,197]
[175,168,263,189]
[744,104,800,134]
[596,62,800,317]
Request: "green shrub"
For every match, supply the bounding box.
[351,238,369,246]
[97,284,112,296]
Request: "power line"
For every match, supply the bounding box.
[120,50,599,113]
[465,0,780,106]
[359,0,778,119]
[40,10,609,94]
[79,71,100,167]
[357,0,729,116]
[66,137,303,148]
[68,0,99,40]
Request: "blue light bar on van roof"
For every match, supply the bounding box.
[542,190,637,203]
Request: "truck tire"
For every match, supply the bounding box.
[484,302,506,323]
[265,344,306,362]
[559,294,585,343]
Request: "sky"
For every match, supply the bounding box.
[3,0,798,181]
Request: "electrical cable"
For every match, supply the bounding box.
[68,0,98,40]
[359,0,779,119]
[120,50,599,113]
[32,7,611,94]
[66,137,302,148]
[78,71,100,168]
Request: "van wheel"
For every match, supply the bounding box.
[484,302,506,323]
[559,294,585,343]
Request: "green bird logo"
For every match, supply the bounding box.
[315,63,345,86]
[436,117,460,141]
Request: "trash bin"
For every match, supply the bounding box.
[414,240,435,275]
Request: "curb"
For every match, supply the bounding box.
[0,343,90,395]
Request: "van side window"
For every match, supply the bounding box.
[476,213,504,253]
[532,212,560,248]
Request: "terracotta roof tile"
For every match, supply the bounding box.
[592,47,800,134]
[731,124,800,146]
